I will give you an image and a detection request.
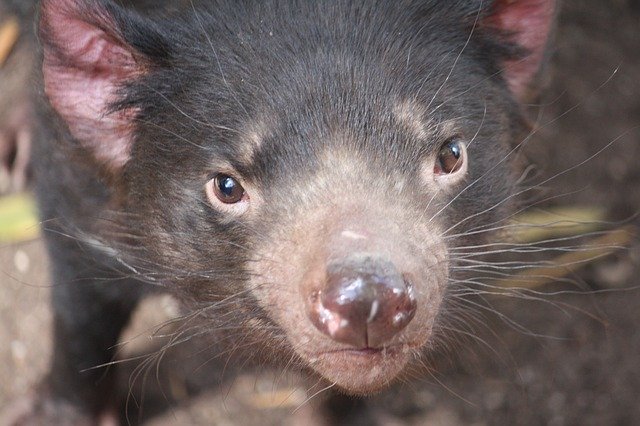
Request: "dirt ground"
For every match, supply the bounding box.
[1,0,639,425]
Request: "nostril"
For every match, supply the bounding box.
[394,276,417,320]
[308,287,363,345]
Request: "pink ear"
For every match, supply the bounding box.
[40,0,143,170]
[485,0,557,99]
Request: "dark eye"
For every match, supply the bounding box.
[213,174,245,204]
[435,138,464,175]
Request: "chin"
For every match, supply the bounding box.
[305,343,417,395]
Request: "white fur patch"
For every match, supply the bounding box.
[393,100,430,141]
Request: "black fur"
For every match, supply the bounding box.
[33,0,531,421]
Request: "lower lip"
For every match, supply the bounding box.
[345,347,387,355]
[306,345,413,393]
[322,345,403,358]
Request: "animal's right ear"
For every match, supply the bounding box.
[39,0,171,172]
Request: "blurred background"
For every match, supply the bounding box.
[0,0,638,424]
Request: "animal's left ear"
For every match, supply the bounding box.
[484,0,557,100]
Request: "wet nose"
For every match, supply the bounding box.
[307,256,417,348]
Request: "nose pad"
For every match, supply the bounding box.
[307,256,417,348]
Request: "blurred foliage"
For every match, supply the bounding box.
[0,16,19,66]
[0,192,39,243]
[510,206,608,243]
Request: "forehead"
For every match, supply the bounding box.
[238,101,464,192]
[166,1,502,176]
[233,64,490,180]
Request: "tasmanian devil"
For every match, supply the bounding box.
[24,0,556,423]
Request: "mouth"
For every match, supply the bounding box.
[323,345,400,357]
[304,343,418,394]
